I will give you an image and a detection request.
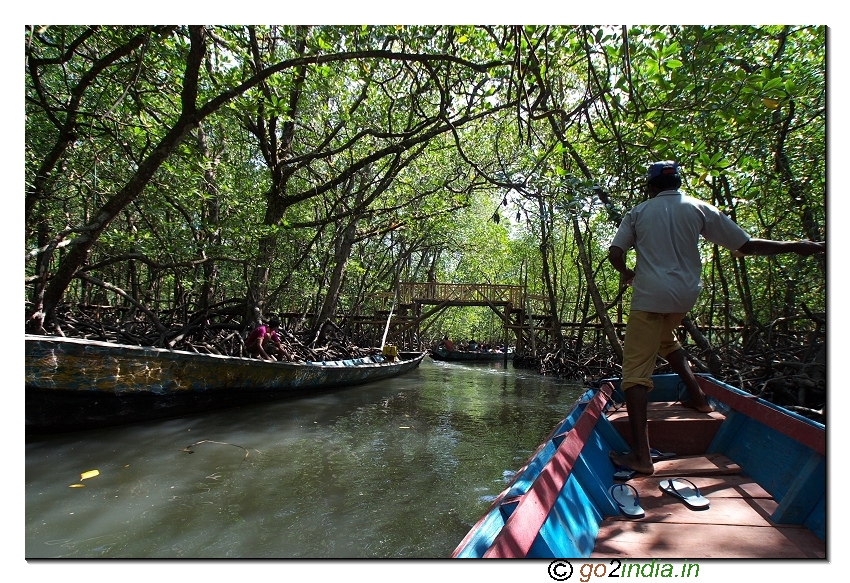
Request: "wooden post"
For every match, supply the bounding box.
[416,301,421,351]
[503,305,509,366]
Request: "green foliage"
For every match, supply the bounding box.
[25,25,824,342]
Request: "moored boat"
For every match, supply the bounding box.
[25,334,426,433]
[429,347,513,363]
[452,373,825,558]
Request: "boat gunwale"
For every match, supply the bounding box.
[482,382,613,558]
[25,334,426,371]
[451,383,613,558]
[696,376,825,455]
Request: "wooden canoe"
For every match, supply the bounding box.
[25,334,426,432]
[452,373,825,559]
[429,348,514,363]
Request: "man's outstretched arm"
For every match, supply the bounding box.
[734,239,825,257]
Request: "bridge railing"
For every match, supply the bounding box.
[367,284,552,316]
[396,282,524,306]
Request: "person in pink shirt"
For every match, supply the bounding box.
[246,318,285,361]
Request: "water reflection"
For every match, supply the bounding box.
[26,359,584,558]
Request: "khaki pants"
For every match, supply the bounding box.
[621,310,686,391]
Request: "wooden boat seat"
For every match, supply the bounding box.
[591,455,826,558]
[607,401,726,456]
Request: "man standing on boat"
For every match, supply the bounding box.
[607,160,824,475]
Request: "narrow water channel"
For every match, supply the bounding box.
[25,358,585,559]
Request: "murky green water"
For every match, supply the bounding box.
[25,359,584,559]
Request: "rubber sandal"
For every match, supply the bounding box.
[613,466,637,481]
[608,483,645,518]
[659,478,710,510]
[650,448,676,461]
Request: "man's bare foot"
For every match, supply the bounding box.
[681,399,713,413]
[609,450,654,475]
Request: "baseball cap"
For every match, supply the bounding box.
[647,160,680,181]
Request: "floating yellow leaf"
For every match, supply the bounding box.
[69,483,85,488]
[644,121,655,130]
[762,98,780,110]
[80,469,100,480]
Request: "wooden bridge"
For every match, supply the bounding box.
[395,282,524,308]
[346,282,561,353]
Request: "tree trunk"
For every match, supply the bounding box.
[197,123,221,312]
[243,27,309,327]
[681,315,722,376]
[27,26,209,333]
[571,214,623,362]
[538,197,563,349]
[310,216,358,345]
